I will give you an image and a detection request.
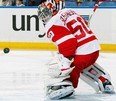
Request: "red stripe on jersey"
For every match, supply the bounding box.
[78,35,97,46]
[47,25,78,56]
[58,38,78,57]
[47,25,72,42]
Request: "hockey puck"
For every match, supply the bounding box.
[3,48,10,54]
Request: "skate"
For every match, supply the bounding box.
[46,80,74,100]
[101,79,115,94]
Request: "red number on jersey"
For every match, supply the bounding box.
[47,31,54,39]
[66,16,92,40]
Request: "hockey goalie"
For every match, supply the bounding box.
[38,0,115,99]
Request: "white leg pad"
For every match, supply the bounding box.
[80,62,114,93]
[80,73,100,93]
[46,80,74,100]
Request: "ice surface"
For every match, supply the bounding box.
[0,50,116,101]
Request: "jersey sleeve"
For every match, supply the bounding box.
[47,25,78,57]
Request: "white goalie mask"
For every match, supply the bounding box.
[38,2,55,24]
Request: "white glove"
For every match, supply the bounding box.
[47,54,74,78]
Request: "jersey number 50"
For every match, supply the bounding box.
[66,16,92,40]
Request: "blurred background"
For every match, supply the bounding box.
[0,0,116,6]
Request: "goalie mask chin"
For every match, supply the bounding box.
[38,2,55,24]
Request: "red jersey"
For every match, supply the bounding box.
[45,9,100,57]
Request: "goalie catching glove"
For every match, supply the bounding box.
[47,53,75,78]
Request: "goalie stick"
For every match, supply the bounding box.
[38,23,46,38]
[38,33,46,38]
[88,0,106,24]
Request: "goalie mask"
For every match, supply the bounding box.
[38,2,55,24]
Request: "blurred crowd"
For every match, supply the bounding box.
[0,0,115,6]
[0,0,40,6]
[72,0,116,6]
[66,0,116,6]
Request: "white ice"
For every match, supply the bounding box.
[0,50,116,101]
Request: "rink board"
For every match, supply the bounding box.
[0,7,116,51]
[0,42,116,52]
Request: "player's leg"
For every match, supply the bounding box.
[68,51,99,88]
[81,63,115,93]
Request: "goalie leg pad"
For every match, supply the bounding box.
[46,80,74,100]
[80,73,100,93]
[81,63,115,93]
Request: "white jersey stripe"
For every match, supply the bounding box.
[55,34,75,45]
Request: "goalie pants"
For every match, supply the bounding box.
[68,51,99,88]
